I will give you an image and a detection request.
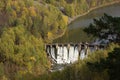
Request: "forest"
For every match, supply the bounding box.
[42,0,118,17]
[0,0,120,80]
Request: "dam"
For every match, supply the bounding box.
[45,43,107,64]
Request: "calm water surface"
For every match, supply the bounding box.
[54,3,120,43]
[69,3,120,29]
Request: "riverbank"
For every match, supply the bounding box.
[68,0,120,24]
[54,1,120,43]
[53,1,120,42]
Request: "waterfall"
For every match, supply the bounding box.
[46,43,105,64]
[69,46,74,63]
[57,46,63,64]
[48,45,87,64]
[51,47,56,59]
[80,49,86,59]
[63,47,68,63]
[74,46,79,62]
[50,47,57,63]
[53,46,79,64]
[57,46,70,64]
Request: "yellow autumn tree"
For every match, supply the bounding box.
[29,6,37,17]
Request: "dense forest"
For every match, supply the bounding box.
[0,0,120,80]
[0,0,67,79]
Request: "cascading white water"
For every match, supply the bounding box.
[53,45,86,64]
[51,47,55,59]
[63,47,68,63]
[69,46,74,63]
[80,49,86,60]
[73,46,79,62]
[56,46,79,64]
[57,46,62,64]
[47,44,104,64]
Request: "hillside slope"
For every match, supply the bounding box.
[0,0,119,80]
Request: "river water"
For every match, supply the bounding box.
[69,3,120,29]
[54,3,120,43]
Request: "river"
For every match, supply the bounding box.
[54,3,120,43]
